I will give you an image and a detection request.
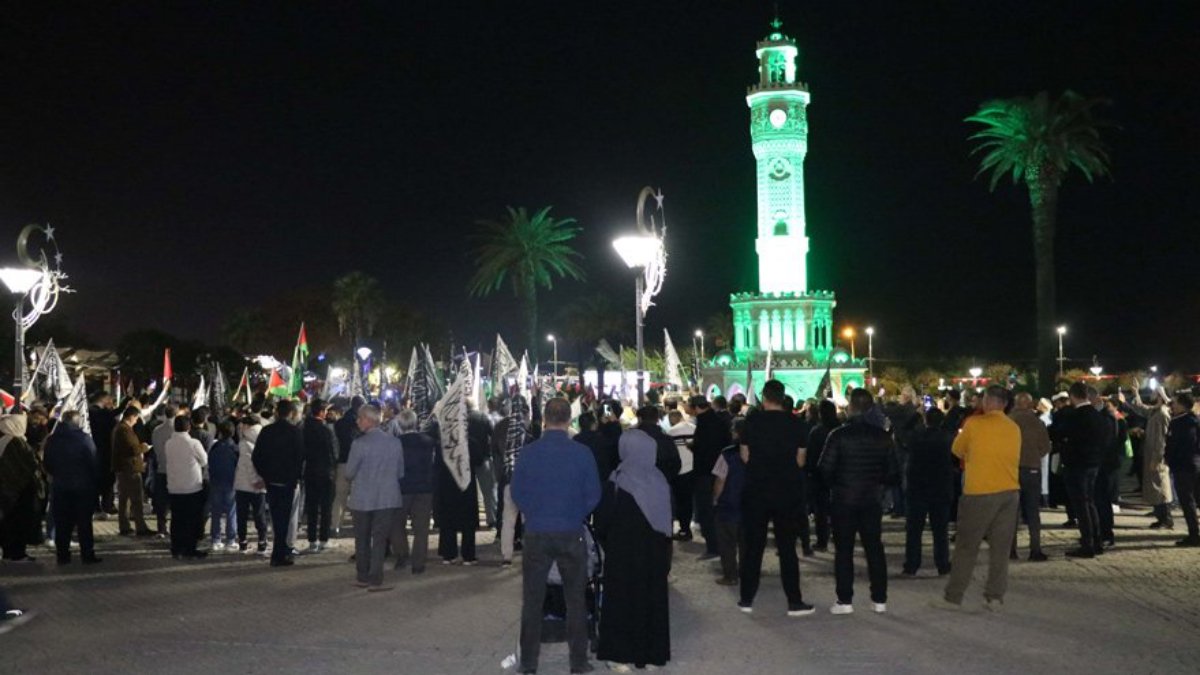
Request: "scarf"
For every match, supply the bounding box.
[611,429,672,537]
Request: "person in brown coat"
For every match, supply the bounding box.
[111,407,153,536]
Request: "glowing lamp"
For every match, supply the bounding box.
[1056,326,1067,336]
[969,367,983,379]
[0,267,42,295]
[1089,366,1103,377]
[612,235,661,269]
[356,347,372,361]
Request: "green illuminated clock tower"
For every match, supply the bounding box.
[703,18,864,400]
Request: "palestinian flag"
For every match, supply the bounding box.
[268,368,289,398]
[288,323,309,395]
[0,388,15,411]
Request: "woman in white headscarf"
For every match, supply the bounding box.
[0,414,42,563]
[594,428,671,672]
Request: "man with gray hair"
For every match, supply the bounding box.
[1008,392,1051,561]
[391,409,436,574]
[346,404,405,590]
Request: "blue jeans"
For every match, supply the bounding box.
[209,488,237,544]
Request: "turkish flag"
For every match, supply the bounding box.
[163,348,173,383]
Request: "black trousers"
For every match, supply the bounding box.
[1177,469,1200,539]
[1094,468,1117,542]
[692,474,718,554]
[1016,468,1044,554]
[804,473,831,550]
[235,490,268,543]
[904,494,950,574]
[832,500,887,604]
[437,525,477,562]
[53,488,96,561]
[672,472,694,532]
[168,491,203,557]
[304,476,334,543]
[739,496,802,606]
[266,483,297,562]
[714,515,743,580]
[1064,466,1100,552]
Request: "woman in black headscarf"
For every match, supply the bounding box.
[594,428,672,672]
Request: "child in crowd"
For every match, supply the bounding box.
[711,418,747,585]
[207,422,239,552]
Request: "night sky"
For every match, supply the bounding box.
[1,2,1197,372]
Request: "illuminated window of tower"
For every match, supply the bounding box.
[774,220,788,236]
[768,54,786,83]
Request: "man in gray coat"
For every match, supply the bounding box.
[345,404,405,591]
[1123,384,1174,529]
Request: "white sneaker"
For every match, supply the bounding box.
[871,602,887,614]
[211,542,226,553]
[607,663,633,673]
[830,602,854,615]
[306,542,320,554]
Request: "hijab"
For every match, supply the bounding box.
[611,429,672,537]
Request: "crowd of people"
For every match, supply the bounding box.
[2,374,1199,672]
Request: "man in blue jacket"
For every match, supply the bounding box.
[512,397,601,675]
[42,411,101,565]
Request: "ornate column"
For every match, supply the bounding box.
[782,308,795,351]
[758,309,770,352]
[770,309,783,351]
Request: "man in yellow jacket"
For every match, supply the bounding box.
[931,385,1020,613]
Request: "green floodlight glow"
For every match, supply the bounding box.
[832,351,849,365]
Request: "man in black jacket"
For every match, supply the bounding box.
[1051,382,1112,558]
[332,396,363,537]
[302,400,339,553]
[635,406,681,482]
[43,411,102,565]
[253,400,306,566]
[88,393,118,516]
[1165,392,1200,547]
[690,395,731,558]
[820,388,899,615]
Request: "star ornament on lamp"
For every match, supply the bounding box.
[612,187,667,316]
[2,224,70,403]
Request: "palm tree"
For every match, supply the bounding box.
[331,271,384,352]
[966,90,1113,393]
[221,307,265,354]
[468,206,585,359]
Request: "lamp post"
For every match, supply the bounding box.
[1,225,67,407]
[612,187,666,407]
[1056,325,1067,376]
[969,366,983,389]
[692,329,704,386]
[841,326,856,360]
[546,334,558,382]
[864,326,875,380]
[1089,355,1103,380]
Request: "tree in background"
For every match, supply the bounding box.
[332,271,384,354]
[468,206,584,361]
[966,90,1113,394]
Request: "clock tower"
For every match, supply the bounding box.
[703,17,863,401]
[748,17,810,295]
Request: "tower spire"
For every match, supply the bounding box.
[771,2,782,31]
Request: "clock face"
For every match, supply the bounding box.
[769,158,792,180]
[769,108,787,129]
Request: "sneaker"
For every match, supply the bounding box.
[830,602,854,615]
[6,555,37,564]
[787,601,816,617]
[1028,551,1049,562]
[306,542,320,554]
[257,542,269,555]
[1175,537,1200,547]
[462,560,478,566]
[871,602,887,614]
[672,530,693,542]
[1149,521,1175,530]
[570,664,595,674]
[441,558,455,565]
[500,559,513,568]
[0,609,34,635]
[211,542,226,553]
[983,598,1004,613]
[737,600,753,614]
[317,541,329,552]
[607,664,633,673]
[367,585,395,593]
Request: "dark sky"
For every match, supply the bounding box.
[1,2,1197,372]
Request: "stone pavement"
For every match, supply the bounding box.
[2,503,1199,675]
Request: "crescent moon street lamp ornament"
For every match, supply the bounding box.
[1,224,71,405]
[612,186,667,406]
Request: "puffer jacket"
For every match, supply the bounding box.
[819,416,899,506]
[234,424,265,493]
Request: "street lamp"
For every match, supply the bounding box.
[546,334,558,382]
[1089,355,1103,379]
[864,326,875,380]
[841,326,857,360]
[356,346,372,362]
[692,329,705,386]
[1056,325,1067,376]
[2,225,67,407]
[969,366,983,387]
[612,187,667,407]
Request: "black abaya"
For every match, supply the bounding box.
[595,483,671,668]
